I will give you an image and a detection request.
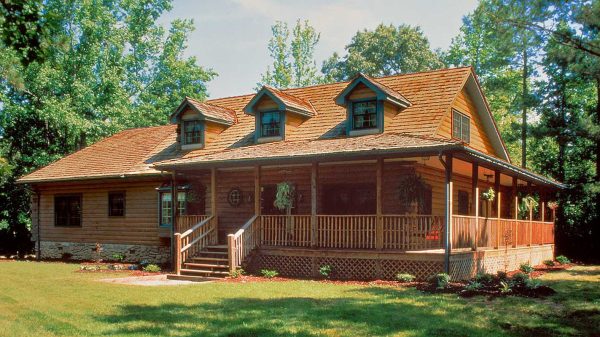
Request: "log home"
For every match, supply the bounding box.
[18,67,563,281]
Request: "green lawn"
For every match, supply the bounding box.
[0,262,598,337]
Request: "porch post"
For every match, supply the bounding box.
[444,153,453,274]
[171,171,178,270]
[211,168,217,240]
[254,166,261,215]
[494,170,501,248]
[472,162,479,251]
[311,162,318,247]
[514,195,519,247]
[376,158,383,250]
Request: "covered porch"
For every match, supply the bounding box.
[170,150,558,280]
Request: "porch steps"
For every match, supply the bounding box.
[168,244,231,281]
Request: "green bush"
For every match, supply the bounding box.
[525,278,542,289]
[499,281,512,293]
[464,281,483,291]
[319,265,332,278]
[143,264,161,273]
[396,273,416,283]
[543,260,555,266]
[474,272,494,284]
[428,273,450,289]
[260,269,279,278]
[556,255,571,264]
[519,263,534,274]
[229,268,244,278]
[511,272,529,285]
[111,253,125,262]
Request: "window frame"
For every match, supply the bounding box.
[452,109,471,143]
[158,191,187,228]
[108,191,126,217]
[259,110,283,138]
[54,194,82,227]
[350,99,378,130]
[182,120,204,147]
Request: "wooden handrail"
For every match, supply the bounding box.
[228,215,261,273]
[180,216,213,239]
[233,215,258,238]
[181,229,214,252]
[174,215,218,275]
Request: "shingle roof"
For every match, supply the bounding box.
[244,85,316,117]
[19,67,479,183]
[156,133,460,167]
[171,97,237,125]
[357,73,411,106]
[18,125,177,183]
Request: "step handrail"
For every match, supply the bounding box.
[174,215,217,275]
[228,215,260,274]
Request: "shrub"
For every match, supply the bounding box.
[556,255,571,264]
[229,268,244,278]
[428,273,450,289]
[464,281,483,291]
[474,272,494,284]
[525,278,542,289]
[143,264,161,273]
[499,281,512,293]
[111,253,125,262]
[543,260,555,267]
[260,269,279,278]
[511,272,529,285]
[319,265,332,278]
[497,271,508,281]
[396,273,416,283]
[61,252,73,260]
[519,263,534,274]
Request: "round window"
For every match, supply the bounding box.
[227,188,242,207]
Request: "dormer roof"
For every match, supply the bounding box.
[243,85,316,117]
[334,72,411,108]
[170,97,237,126]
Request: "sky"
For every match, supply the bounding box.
[159,0,478,99]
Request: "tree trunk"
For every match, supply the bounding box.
[596,77,600,182]
[521,49,528,169]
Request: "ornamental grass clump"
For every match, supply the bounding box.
[428,273,450,289]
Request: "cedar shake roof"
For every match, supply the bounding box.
[335,73,411,108]
[18,125,178,183]
[244,85,316,117]
[171,97,237,125]
[156,133,460,167]
[21,66,518,184]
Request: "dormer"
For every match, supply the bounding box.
[170,97,237,151]
[335,73,411,136]
[244,86,316,143]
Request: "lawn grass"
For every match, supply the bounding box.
[0,261,598,337]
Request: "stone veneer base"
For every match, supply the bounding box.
[39,241,171,264]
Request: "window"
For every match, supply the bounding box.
[108,192,125,216]
[55,195,82,227]
[260,111,281,137]
[458,190,469,215]
[183,120,203,145]
[452,110,470,142]
[159,192,187,227]
[352,100,377,130]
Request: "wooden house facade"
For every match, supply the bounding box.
[19,67,562,280]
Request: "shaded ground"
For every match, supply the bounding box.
[0,261,598,337]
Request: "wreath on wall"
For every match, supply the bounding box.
[398,173,430,214]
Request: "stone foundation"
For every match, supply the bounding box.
[39,241,171,264]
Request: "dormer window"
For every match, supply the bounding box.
[352,100,377,130]
[183,120,203,145]
[260,111,282,137]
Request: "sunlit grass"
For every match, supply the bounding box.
[0,261,598,337]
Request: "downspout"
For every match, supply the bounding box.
[439,152,452,274]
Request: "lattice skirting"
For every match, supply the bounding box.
[247,251,444,281]
[450,245,554,280]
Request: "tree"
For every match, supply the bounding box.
[321,23,444,81]
[0,0,216,257]
[257,20,322,89]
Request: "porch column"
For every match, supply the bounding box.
[376,158,383,250]
[254,166,261,215]
[211,168,217,237]
[494,170,501,248]
[472,162,479,251]
[171,171,178,273]
[515,195,519,247]
[311,162,318,247]
[444,153,453,274]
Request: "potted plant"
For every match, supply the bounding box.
[274,181,296,237]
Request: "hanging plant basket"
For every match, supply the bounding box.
[547,201,558,210]
[481,187,495,202]
[398,173,430,214]
[274,181,295,211]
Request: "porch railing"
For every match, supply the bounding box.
[382,215,445,250]
[174,215,217,275]
[451,215,555,249]
[261,215,312,247]
[228,215,261,273]
[175,215,210,233]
